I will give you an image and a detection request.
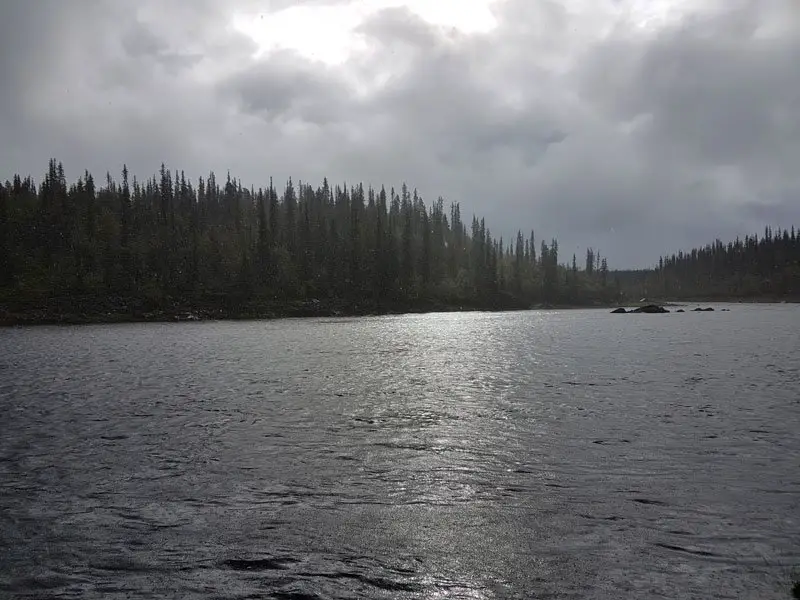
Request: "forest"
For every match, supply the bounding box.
[0,159,797,324]
[616,226,800,302]
[0,160,618,323]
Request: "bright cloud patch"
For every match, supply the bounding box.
[232,0,500,64]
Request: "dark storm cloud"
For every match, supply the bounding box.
[563,0,800,259]
[0,0,798,267]
[579,1,800,173]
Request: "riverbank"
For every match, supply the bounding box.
[2,295,797,327]
[0,295,539,327]
[0,303,492,327]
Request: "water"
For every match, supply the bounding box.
[1,305,798,599]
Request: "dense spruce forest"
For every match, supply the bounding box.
[0,160,619,323]
[1,160,798,324]
[617,227,800,301]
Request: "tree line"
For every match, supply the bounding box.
[0,160,619,320]
[616,227,800,301]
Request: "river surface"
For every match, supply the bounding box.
[1,305,798,599]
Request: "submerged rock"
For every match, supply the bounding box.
[611,307,627,314]
[677,309,685,313]
[631,304,669,314]
[693,307,715,312]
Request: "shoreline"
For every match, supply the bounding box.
[1,296,797,327]
[0,300,602,327]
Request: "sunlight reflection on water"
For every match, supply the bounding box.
[0,304,798,599]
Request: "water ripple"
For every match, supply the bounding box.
[0,305,798,599]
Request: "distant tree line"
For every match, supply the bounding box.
[0,160,621,319]
[616,227,800,301]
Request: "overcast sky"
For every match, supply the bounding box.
[1,0,798,268]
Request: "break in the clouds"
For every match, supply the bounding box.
[1,0,798,267]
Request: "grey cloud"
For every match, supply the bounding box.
[357,6,442,48]
[568,0,800,255]
[122,20,170,58]
[223,50,357,125]
[584,3,800,169]
[121,20,203,73]
[1,0,798,267]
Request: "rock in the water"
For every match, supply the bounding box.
[632,304,669,314]
[611,307,627,314]
[693,307,714,312]
[677,309,685,313]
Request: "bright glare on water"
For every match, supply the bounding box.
[0,305,798,599]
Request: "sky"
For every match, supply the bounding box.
[1,0,798,268]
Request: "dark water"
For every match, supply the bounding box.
[1,305,799,599]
